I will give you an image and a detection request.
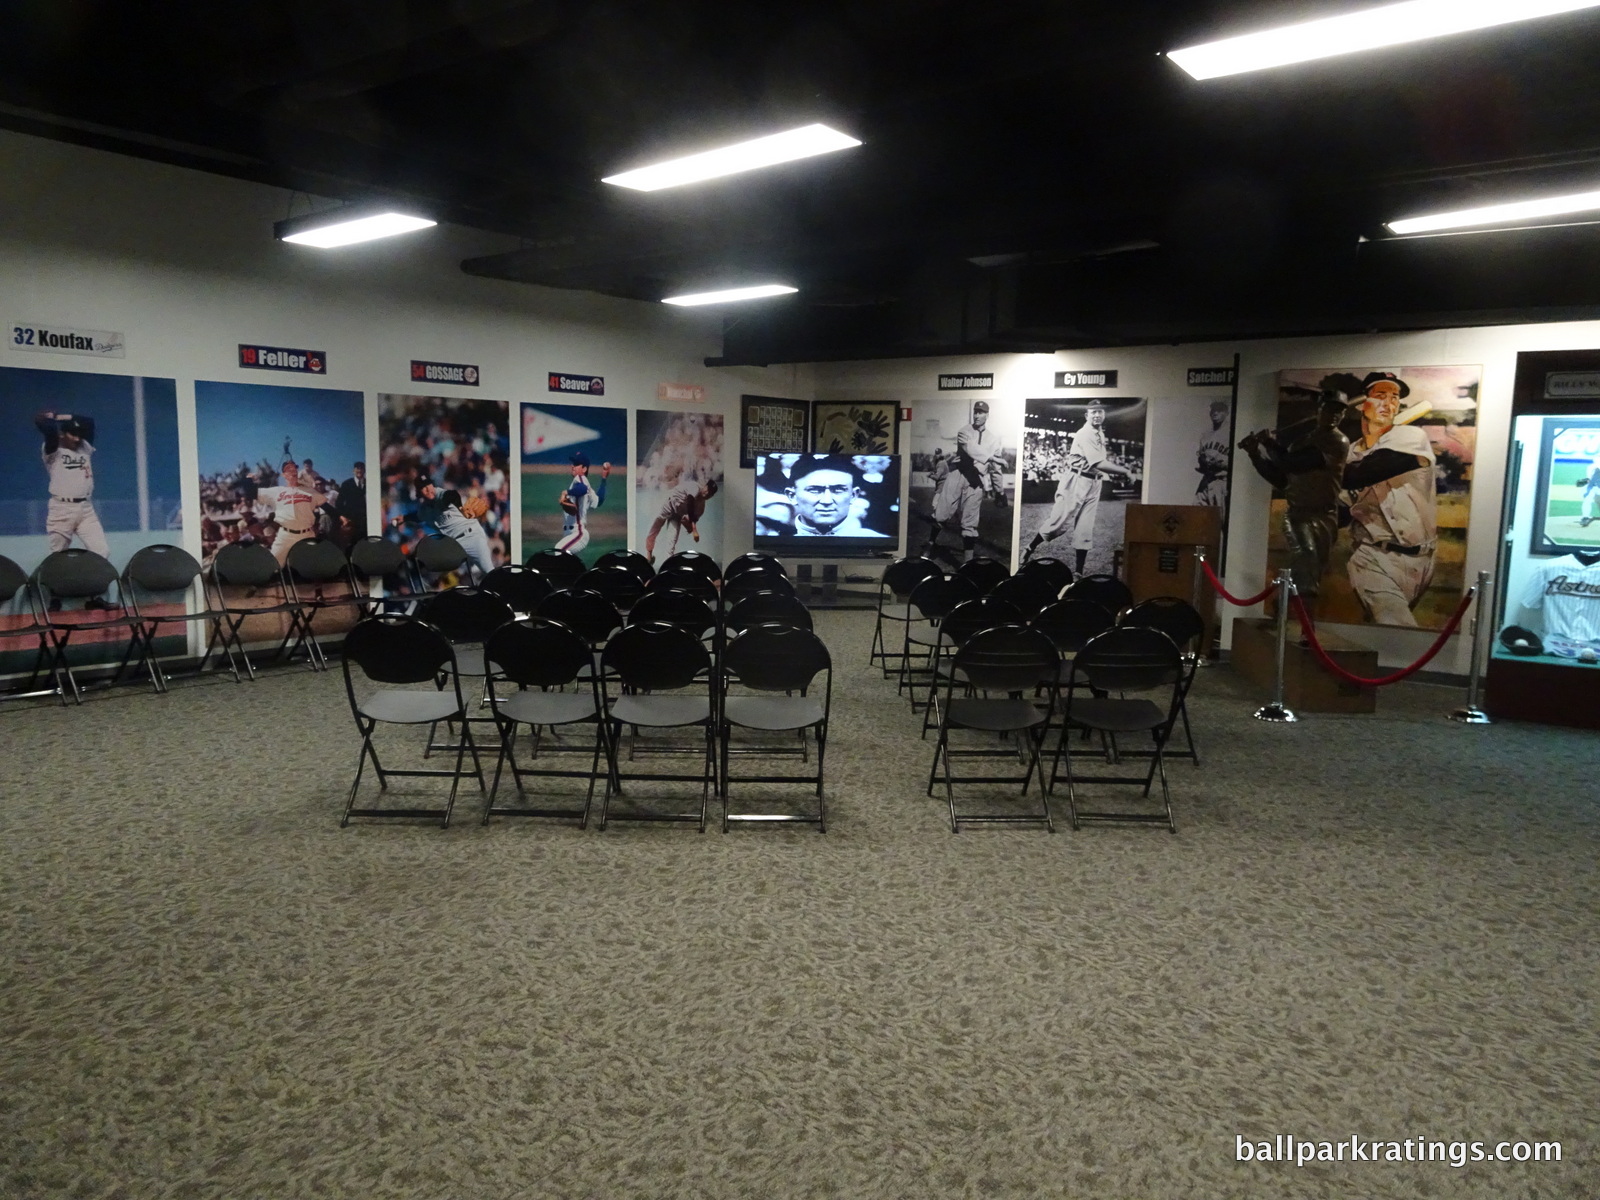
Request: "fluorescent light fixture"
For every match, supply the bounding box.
[1387,188,1600,234]
[603,124,861,191]
[275,210,436,248]
[1168,0,1600,80]
[661,284,798,306]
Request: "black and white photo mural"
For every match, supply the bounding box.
[1019,397,1147,576]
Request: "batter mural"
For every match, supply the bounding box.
[521,400,627,565]
[1019,397,1147,576]
[0,365,182,669]
[907,397,1018,567]
[636,409,723,564]
[1253,366,1480,629]
[378,394,511,583]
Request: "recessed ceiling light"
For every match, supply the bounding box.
[1167,0,1600,80]
[603,124,861,192]
[1386,188,1600,234]
[661,284,799,306]
[275,210,436,248]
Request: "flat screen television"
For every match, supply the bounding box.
[754,453,901,556]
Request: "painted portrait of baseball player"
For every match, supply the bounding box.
[520,400,627,565]
[1,366,182,667]
[636,409,724,563]
[907,398,1017,567]
[1019,397,1147,576]
[1270,366,1479,629]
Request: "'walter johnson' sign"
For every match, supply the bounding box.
[549,372,605,395]
[12,322,125,358]
[240,344,325,374]
[1055,370,1118,388]
[938,373,994,390]
[411,359,479,386]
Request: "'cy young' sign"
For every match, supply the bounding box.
[1055,370,1118,388]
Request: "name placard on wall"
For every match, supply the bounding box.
[1055,370,1117,388]
[239,344,325,374]
[11,321,125,358]
[1545,371,1600,398]
[550,372,605,395]
[1187,367,1236,387]
[658,382,706,403]
[411,359,479,386]
[938,373,994,390]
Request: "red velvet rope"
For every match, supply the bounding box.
[1289,590,1476,687]
[1199,559,1278,608]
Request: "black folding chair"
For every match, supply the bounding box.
[1032,597,1116,658]
[989,572,1060,620]
[1064,573,1133,617]
[1120,596,1207,766]
[525,548,586,590]
[481,619,605,826]
[720,625,832,832]
[870,556,942,678]
[898,573,981,703]
[594,548,655,585]
[0,554,59,701]
[205,542,313,681]
[32,549,161,701]
[598,623,717,831]
[410,534,475,591]
[955,556,1010,593]
[660,550,721,585]
[122,544,223,692]
[725,591,813,635]
[927,624,1059,833]
[340,616,484,828]
[1050,626,1184,832]
[349,536,410,615]
[725,551,786,581]
[416,586,514,754]
[481,563,555,617]
[628,589,719,641]
[579,564,646,612]
[647,564,720,605]
[1016,556,1074,596]
[536,588,623,650]
[721,567,795,608]
[922,595,1024,735]
[285,538,362,670]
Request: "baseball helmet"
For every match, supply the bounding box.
[57,417,85,435]
[1360,371,1411,400]
[570,450,590,468]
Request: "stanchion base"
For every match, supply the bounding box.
[1447,707,1492,725]
[1253,703,1298,723]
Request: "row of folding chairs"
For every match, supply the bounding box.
[925,622,1189,835]
[340,611,832,833]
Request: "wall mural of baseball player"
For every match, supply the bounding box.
[520,400,627,565]
[378,394,511,584]
[0,365,182,671]
[1144,395,1236,512]
[636,410,723,564]
[1019,397,1147,576]
[907,398,1018,566]
[1269,366,1479,629]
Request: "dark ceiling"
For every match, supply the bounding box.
[7,0,1600,363]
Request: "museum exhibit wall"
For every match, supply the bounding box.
[0,127,807,619]
[811,324,1600,674]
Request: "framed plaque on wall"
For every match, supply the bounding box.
[739,395,811,468]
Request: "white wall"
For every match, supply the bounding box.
[0,128,809,566]
[813,326,1600,672]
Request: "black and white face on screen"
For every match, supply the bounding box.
[754,453,901,555]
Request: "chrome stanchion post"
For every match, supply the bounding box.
[1193,548,1212,667]
[1253,569,1298,723]
[1448,570,1493,725]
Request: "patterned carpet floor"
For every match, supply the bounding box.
[1,609,1595,1199]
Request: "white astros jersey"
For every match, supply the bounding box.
[43,439,94,499]
[1346,424,1436,547]
[1521,554,1600,644]
[257,482,323,532]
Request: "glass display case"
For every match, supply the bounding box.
[1486,350,1600,727]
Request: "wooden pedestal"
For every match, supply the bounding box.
[1123,505,1222,654]
[1230,618,1379,713]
